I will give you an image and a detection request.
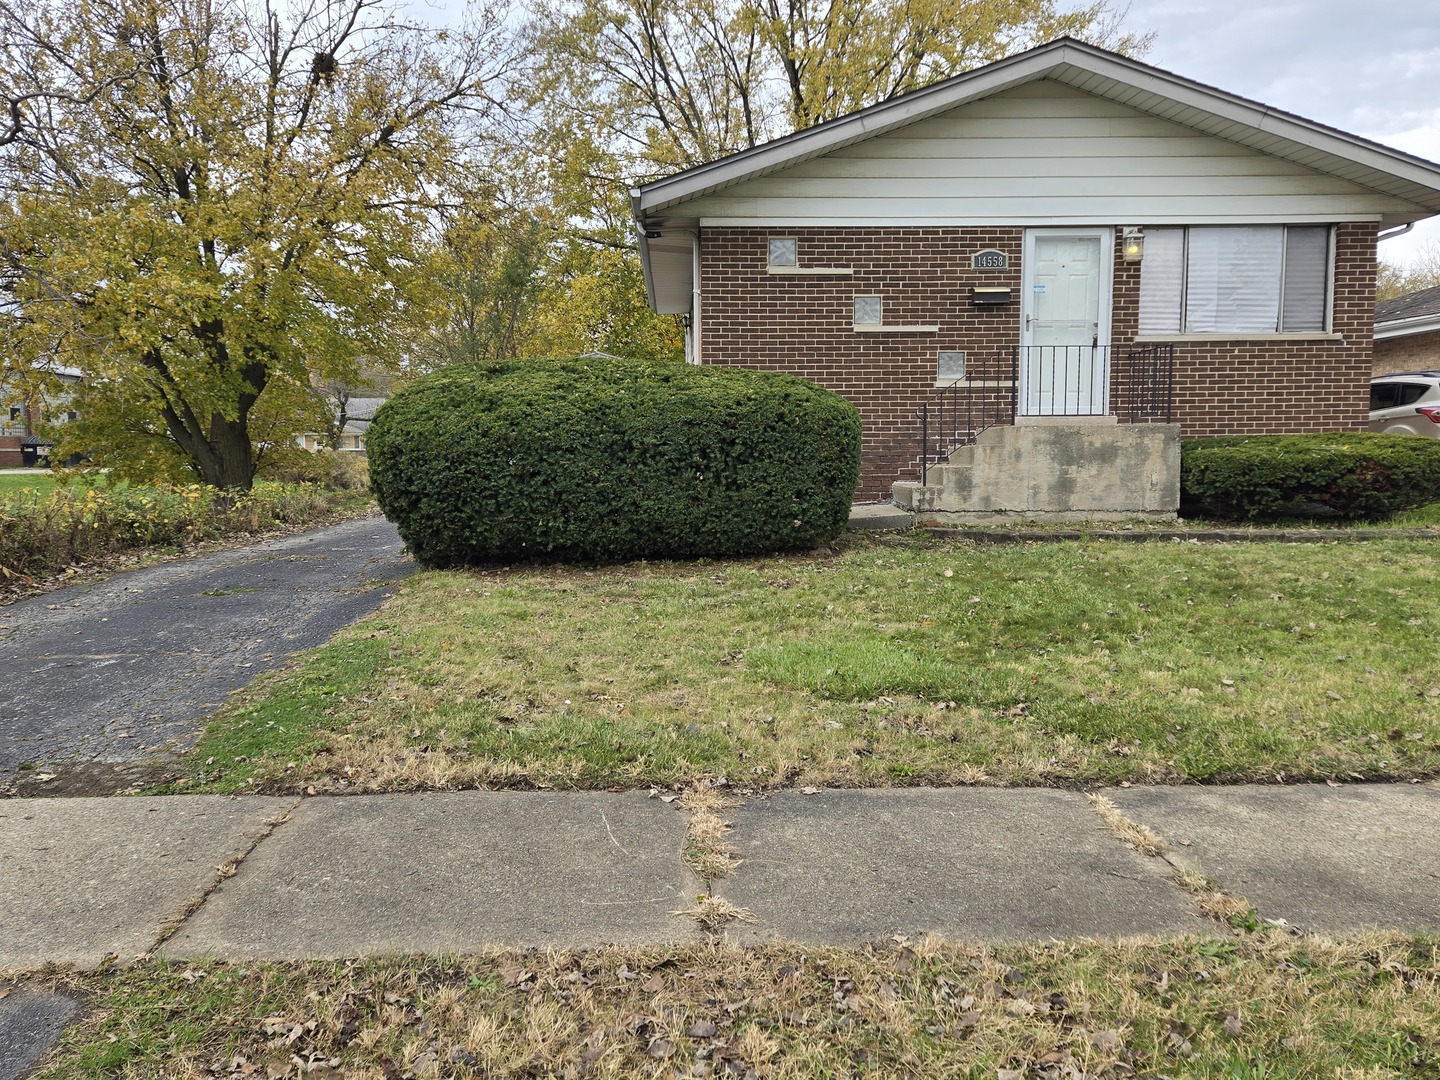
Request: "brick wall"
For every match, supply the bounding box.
[0,435,22,468]
[699,223,1376,500]
[1373,328,1440,376]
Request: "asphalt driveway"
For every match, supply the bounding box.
[0,516,411,788]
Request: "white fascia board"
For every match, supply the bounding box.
[1375,313,1440,340]
[697,214,1384,227]
[633,38,1440,221]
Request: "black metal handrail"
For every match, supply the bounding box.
[916,343,1176,484]
[918,347,1018,485]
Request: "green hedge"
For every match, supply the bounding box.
[1180,433,1440,521]
[366,358,862,565]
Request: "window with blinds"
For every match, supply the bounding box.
[1138,226,1331,335]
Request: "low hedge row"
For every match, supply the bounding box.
[366,358,862,565]
[1180,433,1440,521]
[0,481,359,580]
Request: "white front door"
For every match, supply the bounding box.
[1020,229,1112,416]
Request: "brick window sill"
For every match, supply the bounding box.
[767,267,854,276]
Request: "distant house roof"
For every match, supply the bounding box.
[344,397,386,422]
[1375,285,1440,340]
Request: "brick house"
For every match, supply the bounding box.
[1374,285,1440,376]
[0,366,82,468]
[631,39,1440,515]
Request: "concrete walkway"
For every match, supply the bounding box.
[3,781,1437,969]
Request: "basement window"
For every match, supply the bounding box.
[767,237,797,268]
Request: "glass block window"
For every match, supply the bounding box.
[853,295,883,325]
[767,237,797,267]
[937,351,966,380]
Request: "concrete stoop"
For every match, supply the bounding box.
[893,420,1180,524]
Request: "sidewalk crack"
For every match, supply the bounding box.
[664,780,754,935]
[147,796,304,954]
[1085,790,1260,933]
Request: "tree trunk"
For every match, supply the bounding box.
[200,413,255,491]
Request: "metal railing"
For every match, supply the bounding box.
[917,344,1175,484]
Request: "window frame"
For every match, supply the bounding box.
[1137,225,1336,339]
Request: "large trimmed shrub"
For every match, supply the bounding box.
[1180,433,1440,521]
[366,358,862,565]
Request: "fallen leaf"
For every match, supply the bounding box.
[1090,1030,1123,1053]
[686,1020,718,1038]
[640,973,665,994]
[1223,1013,1243,1038]
[646,1037,675,1060]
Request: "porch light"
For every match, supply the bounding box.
[1122,227,1145,263]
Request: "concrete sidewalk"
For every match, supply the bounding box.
[2,782,1438,969]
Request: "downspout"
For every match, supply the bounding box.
[685,229,701,365]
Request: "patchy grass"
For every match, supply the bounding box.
[160,533,1440,795]
[1389,502,1440,529]
[18,933,1440,1078]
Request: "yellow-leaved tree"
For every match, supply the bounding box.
[0,0,510,488]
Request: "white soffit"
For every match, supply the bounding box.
[633,39,1440,223]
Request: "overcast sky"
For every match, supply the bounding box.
[1122,0,1440,265]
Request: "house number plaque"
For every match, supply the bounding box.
[971,249,1009,269]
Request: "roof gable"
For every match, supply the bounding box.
[634,38,1440,224]
[661,80,1423,228]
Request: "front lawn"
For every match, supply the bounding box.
[23,934,1440,1078]
[162,533,1440,794]
[0,471,58,497]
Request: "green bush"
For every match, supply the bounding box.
[366,358,862,565]
[1180,433,1440,521]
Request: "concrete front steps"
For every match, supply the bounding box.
[893,418,1180,524]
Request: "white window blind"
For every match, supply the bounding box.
[1138,228,1184,335]
[1137,225,1331,335]
[1280,226,1329,332]
[1184,227,1283,334]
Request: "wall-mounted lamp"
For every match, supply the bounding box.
[1122,226,1145,263]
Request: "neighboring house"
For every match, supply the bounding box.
[299,396,386,454]
[0,365,82,467]
[632,38,1440,517]
[1374,285,1440,376]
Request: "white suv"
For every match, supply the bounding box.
[1369,371,1440,439]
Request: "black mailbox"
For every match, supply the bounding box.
[971,286,1011,306]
